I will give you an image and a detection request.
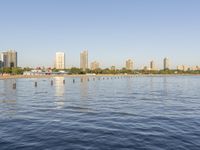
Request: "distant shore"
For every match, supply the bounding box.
[0,74,200,80]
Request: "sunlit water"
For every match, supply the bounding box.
[0,76,200,150]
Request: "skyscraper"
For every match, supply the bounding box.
[163,58,170,70]
[3,50,17,68]
[80,50,88,71]
[150,60,156,70]
[55,52,65,69]
[0,52,4,68]
[90,61,100,70]
[126,59,133,70]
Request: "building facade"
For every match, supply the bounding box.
[0,52,4,68]
[163,58,170,70]
[55,52,65,69]
[90,61,100,70]
[80,50,88,71]
[150,60,156,70]
[126,59,133,70]
[1,50,17,68]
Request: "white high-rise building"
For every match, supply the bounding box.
[55,52,65,69]
[80,50,88,71]
[0,52,4,68]
[126,59,133,70]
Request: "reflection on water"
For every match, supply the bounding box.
[54,77,65,109]
[2,79,17,100]
[0,79,17,117]
[80,77,88,99]
[54,77,65,97]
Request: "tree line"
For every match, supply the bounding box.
[1,67,200,75]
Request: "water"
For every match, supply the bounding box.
[0,76,200,150]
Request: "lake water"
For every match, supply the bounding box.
[0,76,200,150]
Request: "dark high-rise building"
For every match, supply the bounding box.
[163,57,169,70]
[3,50,17,68]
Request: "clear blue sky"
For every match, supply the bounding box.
[0,0,200,69]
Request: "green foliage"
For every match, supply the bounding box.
[52,68,59,72]
[11,67,23,75]
[158,69,176,74]
[2,67,12,74]
[0,66,199,75]
[69,67,83,74]
[1,67,27,75]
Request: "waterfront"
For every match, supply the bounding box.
[0,76,200,149]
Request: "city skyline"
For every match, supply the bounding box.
[0,0,200,68]
[0,49,200,71]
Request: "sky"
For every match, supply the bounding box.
[0,0,200,69]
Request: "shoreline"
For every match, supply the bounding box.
[0,74,200,80]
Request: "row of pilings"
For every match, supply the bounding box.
[11,76,135,89]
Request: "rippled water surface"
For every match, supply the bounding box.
[0,76,200,150]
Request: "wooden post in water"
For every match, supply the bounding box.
[63,80,65,84]
[88,78,89,81]
[81,78,83,82]
[35,82,37,87]
[73,79,75,83]
[51,80,53,86]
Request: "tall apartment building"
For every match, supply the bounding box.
[163,57,170,70]
[80,50,88,71]
[55,52,65,69]
[0,52,4,68]
[91,61,100,70]
[1,50,17,68]
[150,60,156,70]
[126,59,133,70]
